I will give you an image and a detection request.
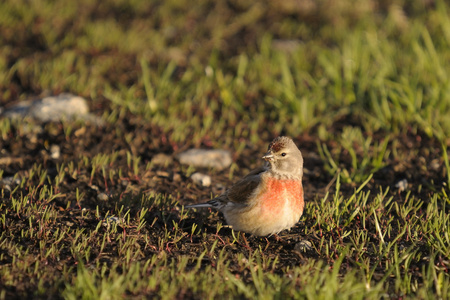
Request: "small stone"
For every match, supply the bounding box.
[50,145,61,159]
[156,171,170,178]
[1,94,87,121]
[103,216,123,227]
[1,184,11,192]
[177,149,232,170]
[428,159,440,171]
[107,216,120,223]
[0,176,21,191]
[173,173,182,182]
[294,240,313,252]
[0,176,21,186]
[97,193,109,201]
[0,100,32,119]
[32,94,89,122]
[395,179,408,192]
[191,172,212,187]
[151,153,173,166]
[1,93,103,124]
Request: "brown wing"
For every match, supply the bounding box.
[225,166,266,205]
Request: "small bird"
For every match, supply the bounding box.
[185,136,304,236]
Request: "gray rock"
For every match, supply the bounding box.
[177,149,232,170]
[103,216,123,227]
[191,172,212,187]
[1,93,101,124]
[107,216,120,223]
[29,94,89,121]
[0,176,21,191]
[294,240,313,252]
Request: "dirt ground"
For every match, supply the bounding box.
[1,113,446,298]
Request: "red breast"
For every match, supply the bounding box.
[258,177,304,216]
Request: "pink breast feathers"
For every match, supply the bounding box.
[259,178,304,215]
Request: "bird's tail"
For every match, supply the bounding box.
[184,202,214,209]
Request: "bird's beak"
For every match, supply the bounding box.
[262,151,274,161]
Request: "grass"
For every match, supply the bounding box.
[1,0,450,299]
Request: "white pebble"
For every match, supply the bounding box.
[395,179,408,192]
[97,193,109,201]
[191,172,212,187]
[50,145,61,159]
[1,93,103,124]
[177,149,232,170]
[294,240,313,252]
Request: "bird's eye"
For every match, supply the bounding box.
[281,153,287,157]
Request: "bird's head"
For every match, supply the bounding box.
[263,136,303,179]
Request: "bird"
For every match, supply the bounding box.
[185,136,304,236]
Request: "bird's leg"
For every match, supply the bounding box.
[267,233,291,247]
[273,233,282,242]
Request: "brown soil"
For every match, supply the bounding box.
[0,111,447,298]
